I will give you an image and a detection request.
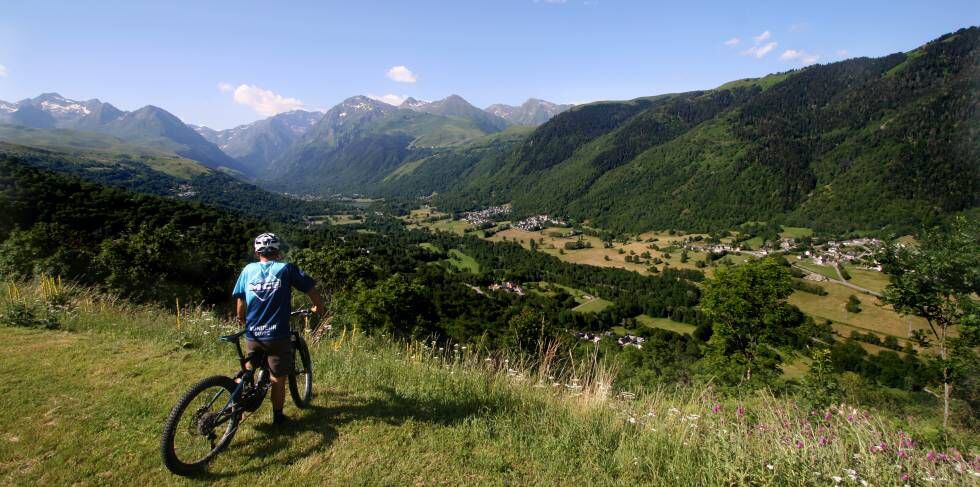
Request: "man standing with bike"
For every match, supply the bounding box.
[233,233,323,425]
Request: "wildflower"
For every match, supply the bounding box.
[831,476,843,483]
[627,417,637,424]
[766,464,774,471]
[824,411,833,421]
[796,440,804,449]
[901,473,911,482]
[897,449,909,459]
[819,436,832,447]
[737,406,746,418]
[711,404,722,414]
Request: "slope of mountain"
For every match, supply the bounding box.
[429,27,980,234]
[485,98,574,125]
[0,93,248,174]
[266,96,495,193]
[402,95,510,133]
[0,138,337,221]
[192,110,322,174]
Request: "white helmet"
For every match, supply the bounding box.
[253,233,281,255]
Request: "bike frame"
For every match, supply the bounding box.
[206,311,315,428]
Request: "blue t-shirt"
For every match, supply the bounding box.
[232,261,316,341]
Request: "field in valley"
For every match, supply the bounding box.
[412,214,922,348]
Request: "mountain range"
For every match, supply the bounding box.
[0,93,247,174]
[486,98,575,126]
[1,27,976,234]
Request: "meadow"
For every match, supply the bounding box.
[0,279,976,485]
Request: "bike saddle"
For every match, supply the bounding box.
[219,331,246,343]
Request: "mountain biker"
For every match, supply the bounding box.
[232,233,324,425]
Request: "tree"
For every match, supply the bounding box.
[846,295,862,313]
[878,216,979,429]
[698,257,795,387]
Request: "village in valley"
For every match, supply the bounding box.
[392,203,925,357]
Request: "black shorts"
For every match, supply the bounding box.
[245,338,294,377]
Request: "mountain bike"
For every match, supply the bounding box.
[160,309,317,475]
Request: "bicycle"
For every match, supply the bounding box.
[160,309,318,475]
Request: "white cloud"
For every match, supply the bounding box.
[753,30,771,43]
[0,64,7,77]
[836,49,850,58]
[386,65,418,83]
[743,42,778,58]
[219,84,305,116]
[724,37,741,46]
[780,49,819,66]
[368,94,408,106]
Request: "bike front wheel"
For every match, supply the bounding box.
[289,336,313,408]
[161,375,241,475]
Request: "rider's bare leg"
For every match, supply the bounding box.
[270,375,286,411]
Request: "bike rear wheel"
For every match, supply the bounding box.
[289,336,313,408]
[161,375,241,475]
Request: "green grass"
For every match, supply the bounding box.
[418,242,442,253]
[789,281,930,340]
[842,265,890,293]
[571,298,613,314]
[715,71,793,91]
[779,227,813,239]
[795,262,840,281]
[636,315,696,335]
[0,280,976,485]
[446,249,480,273]
[742,236,765,249]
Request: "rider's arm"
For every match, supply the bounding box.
[235,297,246,325]
[307,287,325,317]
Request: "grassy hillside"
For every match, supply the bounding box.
[0,125,210,179]
[1,279,976,485]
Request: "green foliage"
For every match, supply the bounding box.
[879,216,980,425]
[799,348,842,410]
[698,258,806,388]
[846,294,862,313]
[1,301,59,329]
[338,273,437,339]
[791,278,829,296]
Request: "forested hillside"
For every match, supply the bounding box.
[0,142,337,221]
[386,28,979,234]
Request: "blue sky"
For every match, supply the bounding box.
[0,0,976,129]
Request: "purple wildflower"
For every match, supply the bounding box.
[712,404,722,414]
